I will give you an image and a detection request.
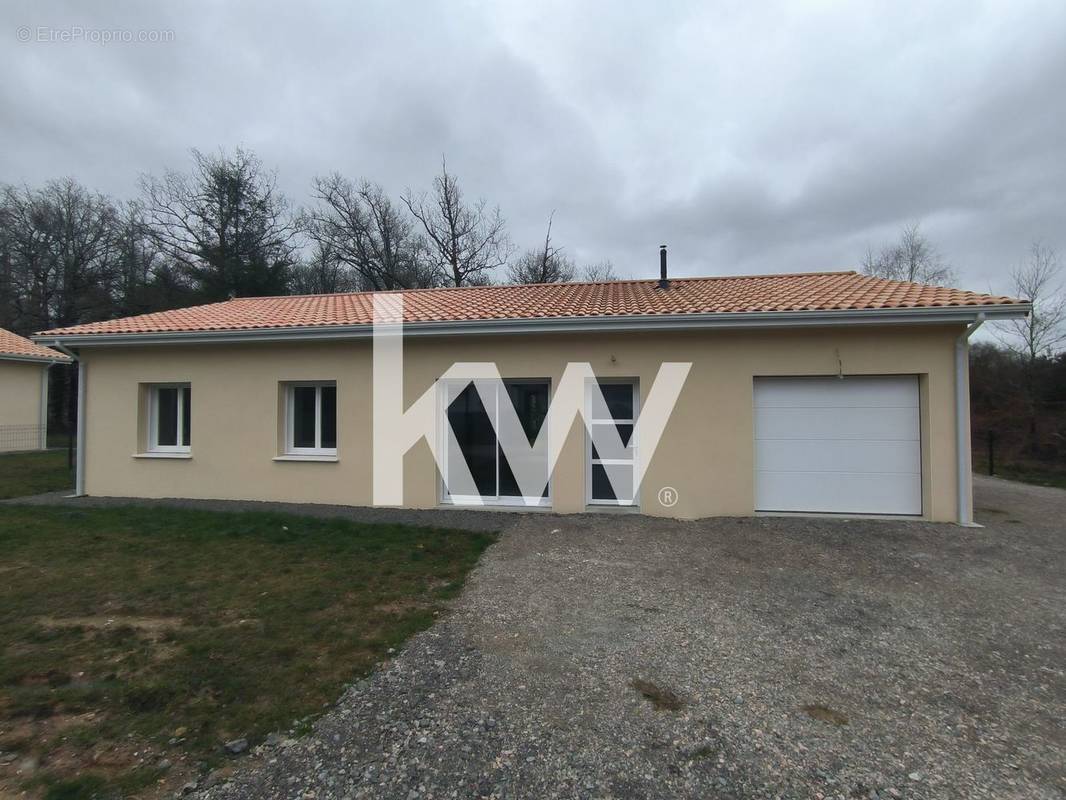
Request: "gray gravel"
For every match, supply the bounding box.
[12,479,1066,799]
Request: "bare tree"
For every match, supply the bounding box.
[0,179,118,332]
[994,241,1065,454]
[140,147,298,300]
[0,182,55,330]
[0,205,14,330]
[403,159,510,287]
[302,174,436,291]
[111,201,166,316]
[998,242,1065,361]
[581,259,618,282]
[862,222,956,285]
[290,240,358,295]
[507,212,575,284]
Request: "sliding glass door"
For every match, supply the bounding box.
[443,380,550,506]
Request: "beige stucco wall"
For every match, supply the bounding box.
[0,360,47,452]
[78,324,968,521]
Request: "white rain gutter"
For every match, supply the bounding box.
[0,352,71,364]
[955,313,985,526]
[34,303,1030,348]
[49,341,86,497]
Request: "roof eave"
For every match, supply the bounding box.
[0,352,71,364]
[34,303,1031,348]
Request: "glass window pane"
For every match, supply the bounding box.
[597,383,633,420]
[292,386,317,449]
[155,388,178,447]
[499,382,549,498]
[182,387,191,447]
[446,383,496,497]
[591,463,614,501]
[591,423,634,461]
[506,382,548,444]
[320,386,337,449]
[591,462,634,503]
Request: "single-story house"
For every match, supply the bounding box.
[36,268,1028,523]
[0,327,70,452]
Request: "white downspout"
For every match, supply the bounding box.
[39,363,51,450]
[75,358,86,496]
[955,313,985,526]
[50,341,86,497]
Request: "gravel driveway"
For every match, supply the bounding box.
[128,479,1066,799]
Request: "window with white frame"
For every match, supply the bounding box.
[148,384,191,453]
[284,382,337,456]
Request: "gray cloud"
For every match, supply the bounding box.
[1,0,1063,295]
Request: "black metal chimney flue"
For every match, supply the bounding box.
[658,244,669,289]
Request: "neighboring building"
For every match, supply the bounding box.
[0,327,71,452]
[37,270,1028,523]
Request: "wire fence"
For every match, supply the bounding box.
[0,424,46,452]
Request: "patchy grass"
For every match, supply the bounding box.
[630,679,684,711]
[973,463,1066,490]
[0,505,496,797]
[0,450,72,499]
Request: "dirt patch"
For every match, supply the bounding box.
[801,704,849,726]
[374,600,431,615]
[36,615,185,639]
[631,679,685,711]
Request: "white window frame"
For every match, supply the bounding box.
[284,382,337,457]
[585,379,640,507]
[147,383,191,454]
[438,378,552,508]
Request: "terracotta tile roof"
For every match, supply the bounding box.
[0,327,71,361]
[37,272,1024,338]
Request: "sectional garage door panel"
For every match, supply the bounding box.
[755,438,920,475]
[754,376,922,516]
[755,376,919,408]
[755,470,922,515]
[754,406,920,441]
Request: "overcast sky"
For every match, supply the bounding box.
[2,0,1064,295]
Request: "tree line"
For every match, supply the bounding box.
[0,148,616,339]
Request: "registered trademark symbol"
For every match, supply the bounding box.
[658,486,678,507]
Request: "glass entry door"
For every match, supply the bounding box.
[587,380,638,506]
[443,380,550,506]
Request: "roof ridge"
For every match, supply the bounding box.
[232,270,862,302]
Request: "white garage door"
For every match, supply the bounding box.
[754,376,921,515]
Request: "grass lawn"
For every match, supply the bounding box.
[0,505,496,799]
[974,460,1066,490]
[0,450,73,499]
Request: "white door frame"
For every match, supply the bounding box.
[585,378,640,507]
